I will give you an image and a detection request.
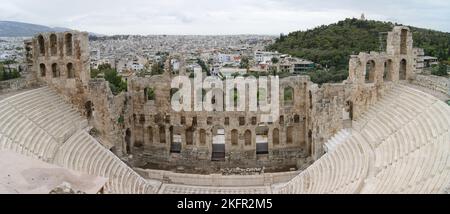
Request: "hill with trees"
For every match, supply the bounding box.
[268,18,450,71]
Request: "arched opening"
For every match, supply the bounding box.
[244,130,252,146]
[40,64,46,77]
[309,90,312,110]
[38,35,45,56]
[399,59,407,80]
[50,34,57,56]
[286,126,294,144]
[384,60,393,81]
[273,128,279,145]
[170,126,182,153]
[85,101,93,119]
[147,127,153,144]
[52,63,59,78]
[347,101,354,120]
[144,87,155,101]
[185,127,193,145]
[308,130,313,155]
[67,63,74,78]
[294,114,300,123]
[256,126,269,155]
[231,129,238,146]
[212,125,225,161]
[65,33,73,56]
[199,129,206,145]
[159,125,166,144]
[365,60,376,83]
[284,86,294,106]
[400,29,408,55]
[125,129,131,154]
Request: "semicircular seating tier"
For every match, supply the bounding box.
[0,87,161,194]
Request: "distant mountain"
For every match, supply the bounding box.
[0,21,103,37]
[269,18,450,69]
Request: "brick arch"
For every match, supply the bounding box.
[50,34,57,56]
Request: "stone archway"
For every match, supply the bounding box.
[399,59,407,80]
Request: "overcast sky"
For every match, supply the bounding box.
[0,0,449,35]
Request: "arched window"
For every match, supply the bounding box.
[365,60,375,83]
[244,130,252,145]
[286,126,294,144]
[399,59,407,80]
[145,87,155,101]
[231,129,238,145]
[384,60,393,81]
[147,127,153,144]
[38,35,45,56]
[50,34,57,56]
[273,128,279,145]
[40,64,46,77]
[186,128,193,145]
[159,125,166,144]
[400,29,408,55]
[52,63,59,77]
[65,33,73,56]
[67,63,74,78]
[284,86,294,105]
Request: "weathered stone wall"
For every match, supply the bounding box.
[87,79,127,152]
[412,74,450,96]
[29,31,91,110]
[126,73,312,170]
[134,167,299,187]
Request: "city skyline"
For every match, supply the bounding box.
[0,0,449,35]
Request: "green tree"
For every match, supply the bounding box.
[432,64,448,76]
[271,57,279,64]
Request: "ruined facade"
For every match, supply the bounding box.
[24,26,421,172]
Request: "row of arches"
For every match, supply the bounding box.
[39,63,75,79]
[37,33,73,57]
[165,85,311,109]
[364,59,407,83]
